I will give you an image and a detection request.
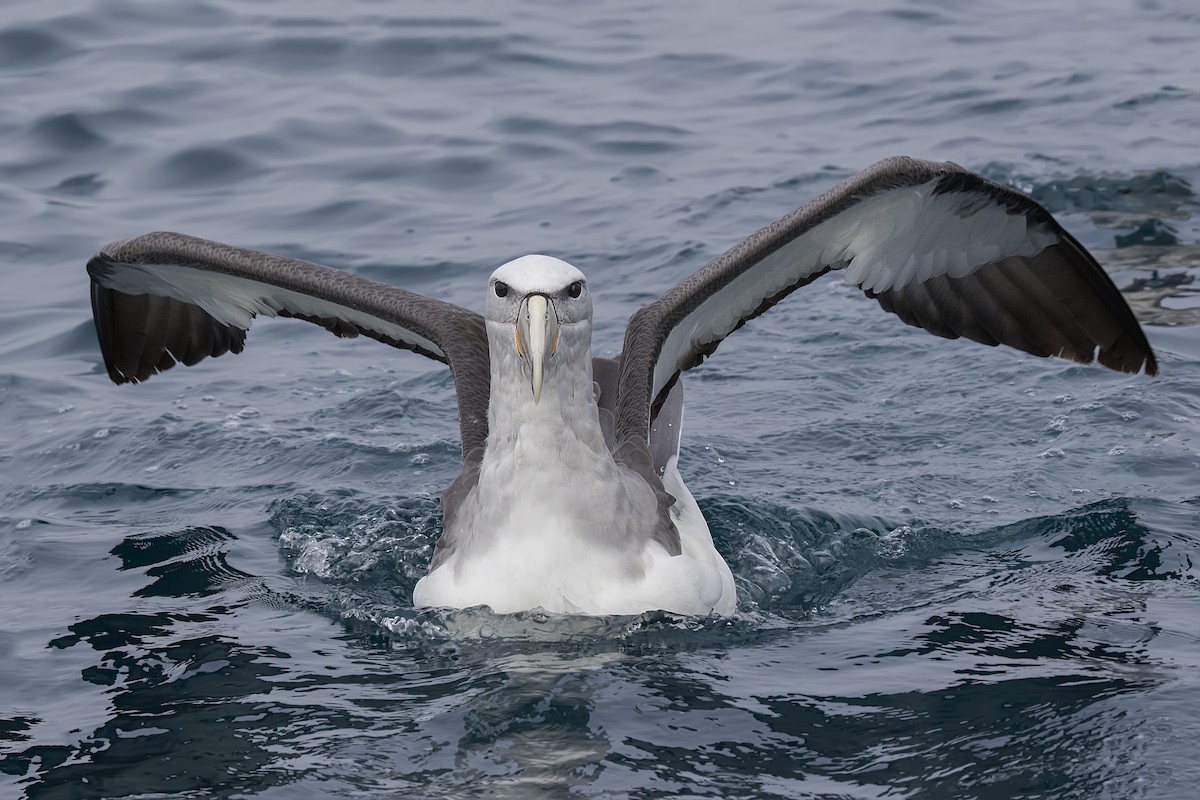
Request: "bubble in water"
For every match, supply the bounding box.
[272,493,441,586]
[876,525,916,559]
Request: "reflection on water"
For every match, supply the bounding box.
[2,497,1187,798]
[756,674,1149,799]
[33,628,291,799]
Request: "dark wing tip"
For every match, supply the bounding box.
[88,253,248,385]
[857,164,1160,380]
[870,244,1160,380]
[1096,337,1158,377]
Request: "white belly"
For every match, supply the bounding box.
[412,455,736,617]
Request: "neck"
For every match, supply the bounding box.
[462,319,656,550]
[484,320,608,458]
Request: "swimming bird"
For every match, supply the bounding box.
[87,156,1157,617]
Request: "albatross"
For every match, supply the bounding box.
[87,156,1157,617]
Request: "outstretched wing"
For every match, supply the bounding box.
[615,156,1158,442]
[87,231,491,457]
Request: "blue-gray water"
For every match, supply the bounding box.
[3,1,1200,797]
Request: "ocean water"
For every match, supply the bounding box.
[3,0,1200,797]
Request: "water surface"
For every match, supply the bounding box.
[2,1,1199,797]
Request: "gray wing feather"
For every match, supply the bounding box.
[614,156,1158,443]
[87,231,491,459]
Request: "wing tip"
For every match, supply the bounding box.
[105,366,155,386]
[1065,340,1158,377]
[1130,345,1160,377]
[1101,348,1159,378]
[88,273,250,386]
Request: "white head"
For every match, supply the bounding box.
[485,255,592,404]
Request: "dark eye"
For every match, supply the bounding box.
[568,281,583,298]
[494,281,509,298]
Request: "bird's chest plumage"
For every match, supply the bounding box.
[411,318,731,617]
[423,419,664,614]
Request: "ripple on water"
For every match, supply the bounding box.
[250,483,1200,645]
[4,2,1198,794]
[1025,168,1198,223]
[111,526,257,599]
[0,27,75,69]
[48,172,105,197]
[151,145,261,189]
[29,112,109,151]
